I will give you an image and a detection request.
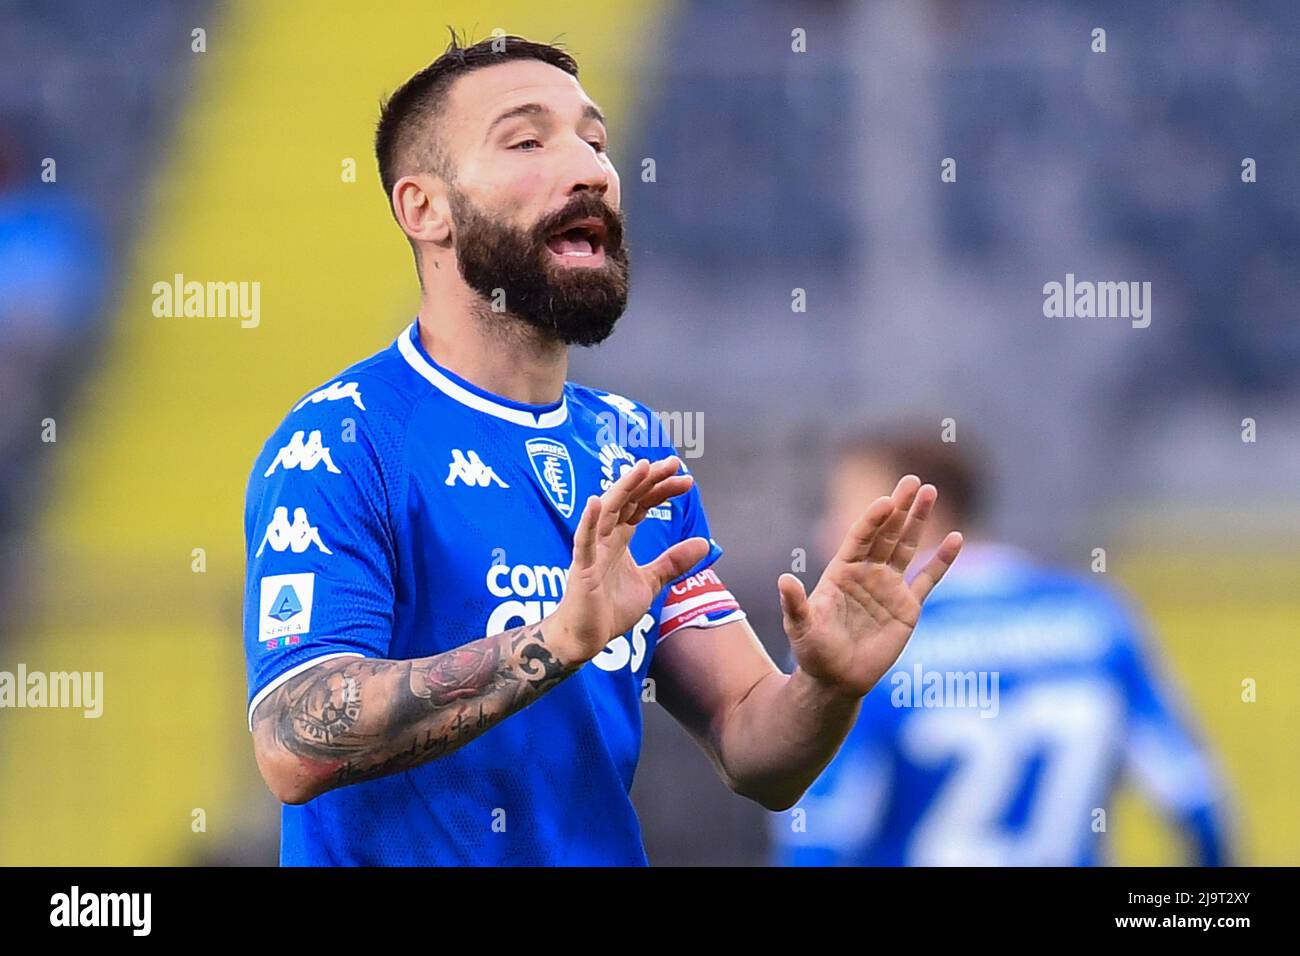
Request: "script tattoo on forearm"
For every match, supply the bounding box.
[251,622,577,794]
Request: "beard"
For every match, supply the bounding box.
[447,185,630,347]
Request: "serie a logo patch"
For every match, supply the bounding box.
[259,572,315,646]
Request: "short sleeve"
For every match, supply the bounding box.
[242,392,396,730]
[656,455,746,640]
[1109,605,1225,815]
[670,464,723,579]
[589,393,745,641]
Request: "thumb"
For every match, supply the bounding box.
[643,537,711,591]
[777,573,811,637]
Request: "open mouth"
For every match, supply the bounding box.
[544,216,608,265]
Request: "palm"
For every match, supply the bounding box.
[782,476,962,697]
[557,457,711,661]
[568,534,660,638]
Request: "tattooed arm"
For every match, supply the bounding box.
[251,622,576,803]
[251,455,710,805]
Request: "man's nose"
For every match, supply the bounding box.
[564,142,610,196]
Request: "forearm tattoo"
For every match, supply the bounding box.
[251,623,577,795]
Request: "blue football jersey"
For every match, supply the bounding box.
[243,321,744,865]
[769,544,1229,866]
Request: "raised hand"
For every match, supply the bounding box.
[779,475,962,698]
[545,456,711,666]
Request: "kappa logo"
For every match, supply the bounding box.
[597,391,648,430]
[446,449,509,488]
[525,437,575,517]
[255,506,333,556]
[259,572,315,645]
[265,430,341,476]
[293,381,365,412]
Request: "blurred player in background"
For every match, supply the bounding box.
[0,124,108,645]
[770,431,1232,866]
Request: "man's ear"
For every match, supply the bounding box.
[393,173,452,245]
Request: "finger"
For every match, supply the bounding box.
[572,494,601,567]
[649,454,682,481]
[613,455,686,522]
[624,455,686,515]
[833,495,897,564]
[777,573,812,637]
[615,455,683,524]
[627,474,695,525]
[865,475,922,564]
[598,458,650,537]
[641,536,711,591]
[909,531,964,603]
[627,456,676,505]
[889,483,937,572]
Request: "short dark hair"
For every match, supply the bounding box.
[832,428,984,525]
[375,30,579,205]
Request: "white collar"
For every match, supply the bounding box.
[931,541,1034,594]
[397,323,569,429]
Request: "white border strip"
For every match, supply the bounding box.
[658,588,739,623]
[658,607,747,644]
[397,325,568,429]
[246,651,364,731]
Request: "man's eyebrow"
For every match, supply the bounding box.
[485,102,607,140]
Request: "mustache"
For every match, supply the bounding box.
[532,194,625,251]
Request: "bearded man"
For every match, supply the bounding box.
[241,33,962,866]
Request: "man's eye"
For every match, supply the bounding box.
[588,141,607,153]
[511,139,542,151]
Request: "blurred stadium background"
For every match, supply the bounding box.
[0,0,1297,865]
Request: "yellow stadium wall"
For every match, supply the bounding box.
[0,0,667,865]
